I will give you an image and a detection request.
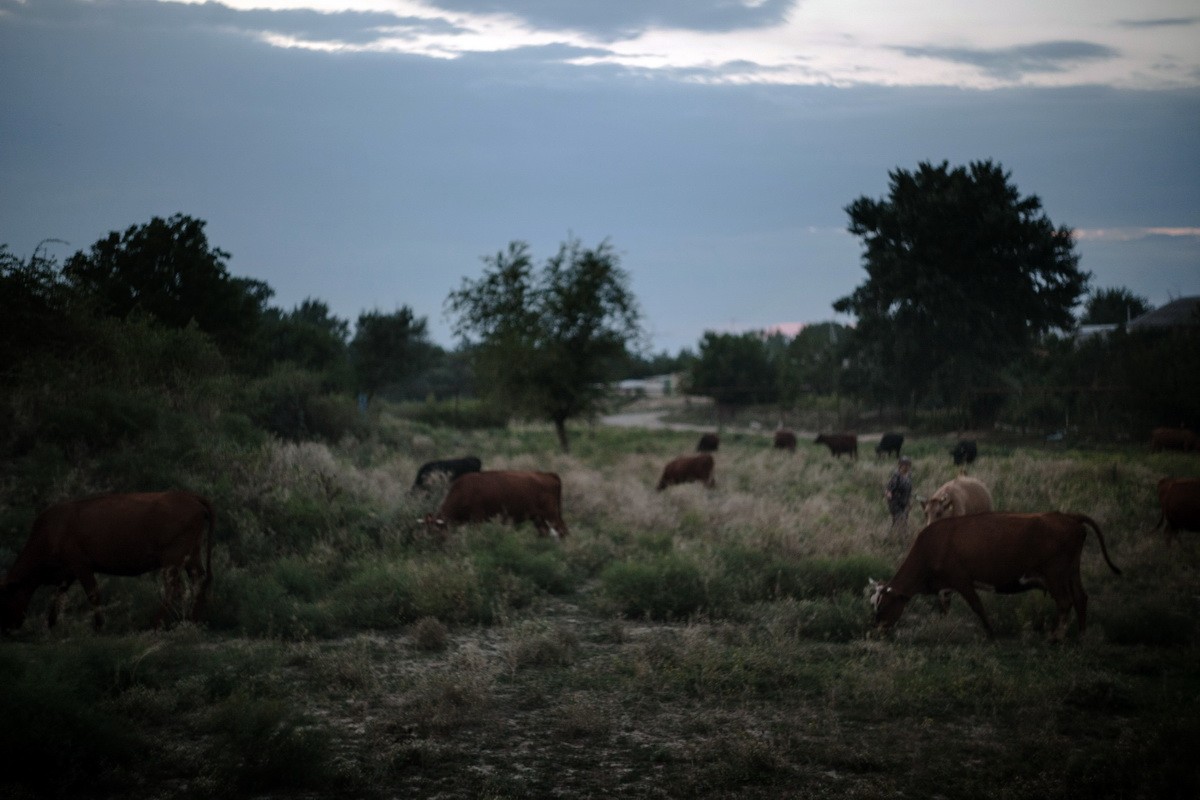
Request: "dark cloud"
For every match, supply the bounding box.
[1116,17,1200,29]
[894,40,1119,80]
[425,0,799,40]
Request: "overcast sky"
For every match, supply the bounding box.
[2,0,1198,353]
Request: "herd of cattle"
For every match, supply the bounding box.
[0,426,1197,638]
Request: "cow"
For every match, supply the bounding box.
[0,491,214,633]
[875,432,904,459]
[921,475,993,526]
[421,470,569,538]
[411,456,482,492]
[657,453,716,491]
[815,433,858,460]
[773,429,797,453]
[696,433,720,453]
[1150,427,1196,453]
[950,439,978,466]
[867,512,1121,641]
[1152,477,1200,543]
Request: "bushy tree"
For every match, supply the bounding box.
[833,160,1089,423]
[62,214,272,361]
[689,332,776,417]
[1081,287,1151,325]
[350,307,434,403]
[446,237,643,452]
[262,298,351,380]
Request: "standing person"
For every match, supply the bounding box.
[884,456,914,536]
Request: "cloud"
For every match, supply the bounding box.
[1116,16,1200,29]
[423,0,799,40]
[893,40,1119,81]
[1074,227,1200,242]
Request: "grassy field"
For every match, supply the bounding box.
[2,419,1198,799]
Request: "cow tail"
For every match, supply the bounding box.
[1076,514,1121,576]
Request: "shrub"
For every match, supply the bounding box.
[599,552,726,620]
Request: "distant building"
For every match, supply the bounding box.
[1127,296,1200,331]
[616,373,680,397]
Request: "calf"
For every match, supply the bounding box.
[773,429,798,453]
[696,433,720,453]
[875,432,904,459]
[815,433,858,459]
[1152,477,1200,543]
[1,491,215,632]
[950,439,978,466]
[657,453,716,491]
[422,470,568,537]
[411,456,482,492]
[921,475,993,525]
[868,512,1121,640]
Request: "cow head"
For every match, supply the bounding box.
[922,495,953,525]
[866,578,907,629]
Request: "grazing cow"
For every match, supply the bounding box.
[875,432,904,459]
[815,433,858,460]
[0,491,214,633]
[696,433,720,453]
[1152,477,1200,542]
[950,439,978,466]
[411,456,482,492]
[868,512,1121,640]
[657,453,716,491]
[422,470,568,537]
[921,476,993,525]
[773,429,798,453]
[1150,427,1196,453]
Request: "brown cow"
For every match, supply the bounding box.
[815,433,857,459]
[773,429,797,452]
[0,491,214,633]
[1152,477,1200,542]
[696,433,720,453]
[1150,427,1196,452]
[921,476,994,525]
[868,512,1121,640]
[422,470,569,537]
[657,453,716,491]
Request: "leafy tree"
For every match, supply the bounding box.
[62,214,273,361]
[1081,287,1151,325]
[833,160,1089,423]
[0,242,83,377]
[349,307,434,403]
[262,298,351,378]
[446,237,643,452]
[689,331,776,418]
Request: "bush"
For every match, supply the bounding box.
[599,552,726,620]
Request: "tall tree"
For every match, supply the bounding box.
[263,298,351,376]
[1081,287,1150,325]
[62,214,272,360]
[446,237,643,452]
[833,160,1089,421]
[350,307,434,403]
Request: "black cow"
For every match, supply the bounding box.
[696,433,720,453]
[412,456,483,492]
[875,432,904,459]
[951,440,977,466]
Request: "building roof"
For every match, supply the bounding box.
[1127,296,1200,330]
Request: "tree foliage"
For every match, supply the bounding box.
[833,160,1089,421]
[446,238,643,451]
[349,307,434,402]
[62,214,273,361]
[1081,287,1150,326]
[689,332,777,415]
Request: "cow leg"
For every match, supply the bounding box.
[76,571,105,630]
[1069,575,1088,634]
[956,585,994,638]
[47,579,74,628]
[157,566,183,628]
